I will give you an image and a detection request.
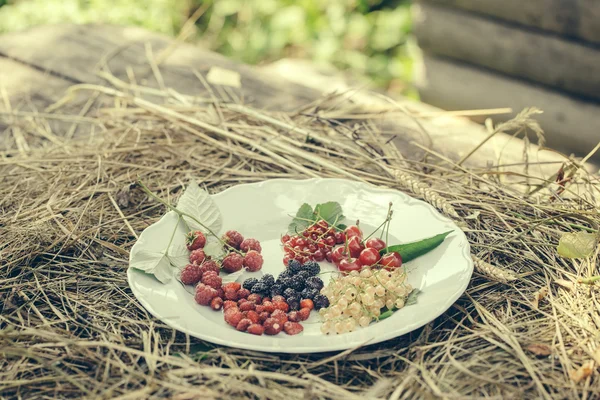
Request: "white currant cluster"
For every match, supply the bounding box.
[318,267,412,335]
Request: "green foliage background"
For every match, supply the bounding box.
[0,0,417,95]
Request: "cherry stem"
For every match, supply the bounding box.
[578,275,600,284]
[362,202,394,243]
[138,180,242,255]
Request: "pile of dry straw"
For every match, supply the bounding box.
[1,72,599,399]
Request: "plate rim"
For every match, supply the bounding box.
[127,177,473,353]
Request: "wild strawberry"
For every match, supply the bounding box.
[272,295,285,303]
[287,311,299,322]
[262,301,275,314]
[247,293,262,304]
[224,308,243,327]
[271,309,288,325]
[247,324,264,335]
[297,307,311,321]
[194,284,218,306]
[223,282,242,292]
[210,297,223,311]
[186,230,206,251]
[283,321,304,335]
[263,318,283,335]
[201,271,222,290]
[255,305,265,314]
[216,288,225,299]
[273,301,289,313]
[222,253,244,273]
[224,288,239,301]
[189,249,206,265]
[222,230,244,250]
[240,238,262,253]
[262,297,272,303]
[238,288,251,299]
[223,300,237,311]
[236,318,252,332]
[258,311,270,323]
[246,310,260,324]
[239,301,255,312]
[243,250,264,272]
[180,264,202,285]
[300,299,314,310]
[199,259,220,276]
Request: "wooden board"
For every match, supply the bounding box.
[414,2,600,101]
[423,0,600,45]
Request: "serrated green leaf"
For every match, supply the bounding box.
[177,181,222,234]
[557,231,598,259]
[288,203,314,233]
[314,201,344,226]
[405,288,422,306]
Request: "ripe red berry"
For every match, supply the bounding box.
[222,252,244,273]
[281,234,291,244]
[313,250,325,261]
[210,297,223,311]
[300,299,314,310]
[263,318,283,335]
[224,308,243,327]
[325,251,333,263]
[325,236,336,247]
[247,324,265,335]
[195,283,218,306]
[365,238,386,251]
[262,297,272,303]
[223,282,241,292]
[223,300,237,311]
[359,247,381,266]
[287,311,299,322]
[273,301,289,313]
[380,252,402,269]
[243,250,264,272]
[338,257,363,273]
[201,270,222,290]
[199,259,220,276]
[186,230,206,251]
[334,231,346,244]
[272,295,285,303]
[347,236,365,258]
[271,309,288,325]
[255,305,265,314]
[283,321,304,335]
[262,301,275,314]
[180,264,203,285]
[245,310,260,324]
[237,288,251,299]
[344,225,362,239]
[247,293,262,304]
[297,307,311,321]
[239,301,255,312]
[240,238,262,253]
[236,318,253,332]
[331,246,347,264]
[222,230,244,250]
[258,311,270,323]
[224,288,239,301]
[316,219,329,230]
[189,249,206,265]
[282,255,291,267]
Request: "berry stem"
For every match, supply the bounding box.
[578,275,600,284]
[165,214,184,267]
[362,202,393,243]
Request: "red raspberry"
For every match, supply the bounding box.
[238,288,251,299]
[236,318,253,332]
[272,295,285,303]
[180,264,202,285]
[199,259,220,276]
[258,312,270,323]
[224,307,243,327]
[297,307,311,321]
[223,282,242,292]
[245,310,260,324]
[189,249,206,265]
[186,230,206,251]
[210,297,223,311]
[263,318,283,335]
[283,321,304,335]
[300,299,314,311]
[224,288,239,301]
[222,230,244,250]
[247,293,262,304]
[194,284,217,306]
[273,301,289,313]
[222,253,244,273]
[240,238,262,253]
[271,309,288,325]
[247,324,264,335]
[262,301,275,314]
[223,300,237,311]
[243,250,264,272]
[201,271,222,290]
[239,301,255,312]
[287,311,299,322]
[216,288,225,299]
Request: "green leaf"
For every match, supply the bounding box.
[381,231,453,263]
[557,231,598,259]
[405,288,422,306]
[176,181,222,234]
[288,203,314,234]
[314,201,344,226]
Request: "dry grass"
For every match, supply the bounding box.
[1,68,600,399]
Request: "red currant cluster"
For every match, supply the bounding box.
[281,220,346,266]
[330,226,402,272]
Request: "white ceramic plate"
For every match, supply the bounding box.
[128,178,473,353]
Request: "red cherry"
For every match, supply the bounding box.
[281,234,291,244]
[380,252,402,269]
[317,239,327,249]
[331,246,347,264]
[344,225,363,239]
[314,250,325,261]
[348,236,365,258]
[325,236,335,247]
[334,231,346,244]
[325,251,333,262]
[365,238,386,251]
[359,247,381,266]
[338,257,363,272]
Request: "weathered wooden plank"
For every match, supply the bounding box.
[417,53,600,160]
[414,2,600,101]
[424,0,600,45]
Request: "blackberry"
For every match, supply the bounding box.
[278,277,293,289]
[302,261,320,276]
[242,278,259,291]
[313,294,330,310]
[301,287,319,300]
[278,269,293,280]
[270,283,284,297]
[296,271,310,282]
[305,276,324,291]
[288,297,301,311]
[251,282,269,295]
[260,274,275,287]
[289,275,305,291]
[288,259,303,274]
[283,288,298,299]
